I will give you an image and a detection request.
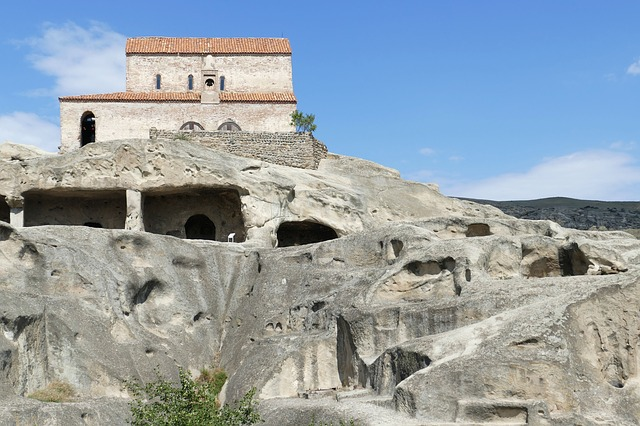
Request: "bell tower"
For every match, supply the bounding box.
[201,54,220,104]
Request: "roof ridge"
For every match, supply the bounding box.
[125,37,292,54]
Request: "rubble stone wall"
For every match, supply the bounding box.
[150,129,328,169]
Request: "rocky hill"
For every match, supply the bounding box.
[466,197,640,234]
[1,140,640,425]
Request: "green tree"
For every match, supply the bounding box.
[124,367,260,426]
[290,110,317,133]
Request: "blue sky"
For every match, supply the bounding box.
[1,1,639,201]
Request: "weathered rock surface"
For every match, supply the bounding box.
[1,140,639,425]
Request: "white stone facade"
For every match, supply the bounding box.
[59,37,297,152]
[126,55,293,93]
[60,101,295,152]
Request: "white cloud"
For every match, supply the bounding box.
[442,150,640,201]
[610,141,636,151]
[419,147,435,156]
[24,22,126,96]
[627,59,640,75]
[0,112,60,152]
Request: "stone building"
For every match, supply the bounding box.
[1,37,333,247]
[59,37,297,152]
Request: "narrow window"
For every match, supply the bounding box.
[188,74,194,90]
[155,74,161,90]
[220,76,225,91]
[80,112,96,146]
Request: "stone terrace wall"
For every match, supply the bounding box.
[149,129,328,169]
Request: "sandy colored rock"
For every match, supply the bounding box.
[0,140,639,425]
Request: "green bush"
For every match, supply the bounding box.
[124,367,260,426]
[290,110,317,133]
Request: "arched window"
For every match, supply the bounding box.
[217,121,241,131]
[155,74,161,90]
[220,76,225,91]
[185,214,216,240]
[80,112,96,146]
[188,74,194,90]
[180,121,204,131]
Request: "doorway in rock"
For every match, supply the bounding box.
[185,214,216,240]
[0,197,9,223]
[143,189,246,242]
[277,221,338,247]
[80,112,96,146]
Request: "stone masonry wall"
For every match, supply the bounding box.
[59,101,295,152]
[149,129,328,169]
[126,54,293,93]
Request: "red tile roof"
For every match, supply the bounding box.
[220,92,296,103]
[126,38,291,55]
[59,92,297,103]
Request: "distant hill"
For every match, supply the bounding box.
[463,197,640,235]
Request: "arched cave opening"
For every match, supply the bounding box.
[185,214,216,240]
[559,243,589,276]
[277,221,338,247]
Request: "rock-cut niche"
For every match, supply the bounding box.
[23,190,126,228]
[277,221,338,247]
[143,189,245,242]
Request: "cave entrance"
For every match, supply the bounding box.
[80,112,96,147]
[23,190,126,228]
[143,189,245,242]
[277,221,338,247]
[0,197,9,223]
[185,214,216,240]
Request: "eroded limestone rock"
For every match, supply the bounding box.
[0,141,639,425]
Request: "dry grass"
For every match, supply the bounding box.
[28,381,75,403]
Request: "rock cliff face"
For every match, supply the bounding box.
[1,140,639,425]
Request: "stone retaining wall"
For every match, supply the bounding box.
[149,129,328,169]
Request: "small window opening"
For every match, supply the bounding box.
[220,76,225,91]
[155,74,161,90]
[205,78,215,87]
[180,121,204,131]
[217,121,241,131]
[188,74,194,90]
[80,112,96,146]
[185,214,216,240]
